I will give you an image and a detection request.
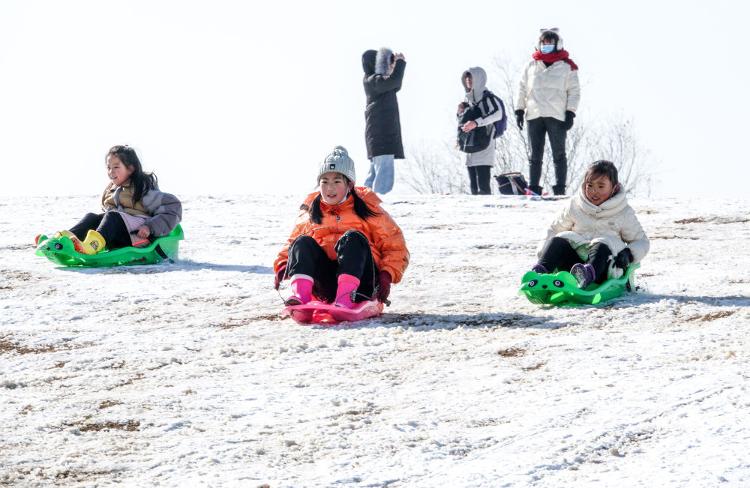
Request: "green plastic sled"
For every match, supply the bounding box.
[35,224,184,267]
[519,263,639,306]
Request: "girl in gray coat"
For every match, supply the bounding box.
[57,145,182,255]
[457,67,504,195]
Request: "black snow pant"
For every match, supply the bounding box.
[538,237,613,284]
[286,230,378,303]
[468,166,492,195]
[69,212,132,250]
[527,117,568,195]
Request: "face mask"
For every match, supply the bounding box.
[540,44,555,54]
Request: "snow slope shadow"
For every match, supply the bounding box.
[55,261,273,275]
[342,311,565,330]
[613,292,750,308]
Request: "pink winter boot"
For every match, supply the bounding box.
[334,274,360,309]
[286,275,313,306]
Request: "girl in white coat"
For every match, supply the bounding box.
[531,160,649,288]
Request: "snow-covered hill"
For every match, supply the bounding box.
[1,194,749,487]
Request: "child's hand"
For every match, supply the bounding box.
[136,225,151,239]
[461,120,478,132]
[457,102,468,115]
[614,248,633,269]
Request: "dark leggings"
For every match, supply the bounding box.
[286,230,378,303]
[538,237,613,284]
[69,212,132,250]
[527,117,567,194]
[468,166,492,195]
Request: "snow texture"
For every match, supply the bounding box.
[1,194,749,487]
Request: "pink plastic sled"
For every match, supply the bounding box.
[282,300,384,326]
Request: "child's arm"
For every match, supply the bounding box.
[537,204,575,257]
[620,209,649,263]
[545,204,574,240]
[370,210,409,284]
[274,211,310,274]
[142,191,182,237]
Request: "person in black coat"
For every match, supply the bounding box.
[361,47,406,194]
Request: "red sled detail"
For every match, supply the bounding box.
[282,300,384,326]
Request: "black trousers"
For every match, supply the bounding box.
[69,212,132,250]
[527,117,567,194]
[538,237,613,284]
[468,166,492,195]
[286,230,378,303]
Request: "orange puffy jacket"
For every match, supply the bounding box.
[274,187,409,283]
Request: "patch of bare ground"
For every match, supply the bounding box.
[686,310,736,322]
[497,346,526,357]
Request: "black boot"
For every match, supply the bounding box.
[552,184,566,196]
[528,185,543,196]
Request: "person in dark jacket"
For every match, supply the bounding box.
[361,47,406,194]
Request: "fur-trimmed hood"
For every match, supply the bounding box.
[375,47,394,75]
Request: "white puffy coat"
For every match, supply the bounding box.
[516,60,580,122]
[539,188,649,263]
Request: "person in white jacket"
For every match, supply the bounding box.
[515,28,581,196]
[531,160,649,288]
[457,67,504,195]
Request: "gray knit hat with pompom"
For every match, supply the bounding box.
[318,146,356,183]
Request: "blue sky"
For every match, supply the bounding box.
[1,0,747,197]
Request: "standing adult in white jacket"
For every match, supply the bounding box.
[515,29,581,196]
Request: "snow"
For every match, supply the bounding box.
[1,193,749,487]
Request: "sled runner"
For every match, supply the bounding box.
[282,299,384,325]
[35,225,184,267]
[519,263,639,306]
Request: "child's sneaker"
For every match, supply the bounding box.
[570,263,595,289]
[79,230,106,255]
[531,263,548,274]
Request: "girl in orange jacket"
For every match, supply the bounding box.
[274,146,409,308]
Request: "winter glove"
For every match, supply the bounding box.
[614,248,634,270]
[376,270,392,303]
[274,264,287,290]
[563,110,576,131]
[515,109,525,130]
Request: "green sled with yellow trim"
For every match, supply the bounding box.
[35,224,184,267]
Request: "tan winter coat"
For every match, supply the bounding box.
[539,188,649,263]
[101,182,182,237]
